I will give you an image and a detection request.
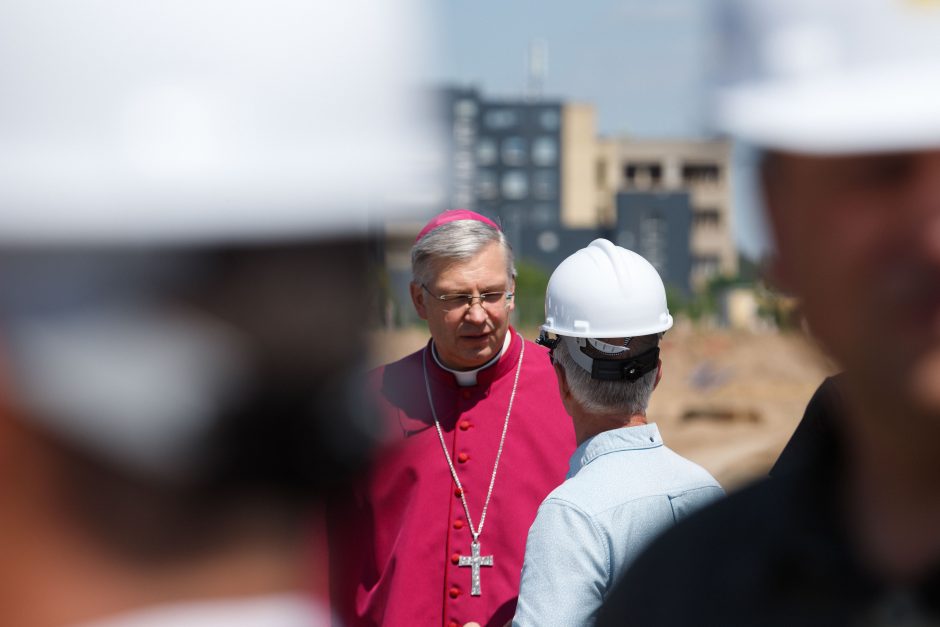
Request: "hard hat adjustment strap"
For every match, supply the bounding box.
[536,331,560,365]
[591,347,660,382]
[535,331,559,350]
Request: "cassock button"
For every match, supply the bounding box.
[457,452,469,463]
[454,488,463,498]
[461,389,471,399]
[451,552,461,565]
[449,622,459,627]
[459,420,471,431]
[449,586,461,599]
[453,520,464,530]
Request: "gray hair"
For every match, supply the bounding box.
[553,337,658,416]
[411,220,516,287]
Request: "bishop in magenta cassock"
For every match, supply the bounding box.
[328,211,575,627]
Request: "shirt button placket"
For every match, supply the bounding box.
[451,387,473,624]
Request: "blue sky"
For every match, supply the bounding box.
[426,0,769,259]
[428,0,712,137]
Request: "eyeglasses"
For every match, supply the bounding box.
[422,284,513,312]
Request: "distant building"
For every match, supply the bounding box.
[439,87,564,234]
[596,138,737,290]
[615,191,693,294]
[440,88,736,288]
[439,87,480,214]
[382,86,739,325]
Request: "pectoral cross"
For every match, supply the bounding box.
[458,541,493,596]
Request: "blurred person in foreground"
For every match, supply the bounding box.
[511,240,723,626]
[328,210,575,627]
[0,1,436,626]
[597,0,940,624]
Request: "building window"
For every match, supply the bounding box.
[454,99,478,117]
[638,211,668,274]
[539,109,560,130]
[476,139,497,166]
[537,230,560,253]
[596,160,607,187]
[532,170,557,200]
[501,137,527,166]
[694,254,721,280]
[693,208,721,228]
[531,136,558,166]
[625,162,663,189]
[501,171,528,199]
[484,109,518,129]
[476,170,498,200]
[531,204,555,226]
[682,163,721,184]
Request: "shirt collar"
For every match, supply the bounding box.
[568,423,662,478]
[431,330,512,387]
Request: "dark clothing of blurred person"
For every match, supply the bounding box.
[769,375,843,478]
[597,376,940,626]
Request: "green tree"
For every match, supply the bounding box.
[512,260,551,328]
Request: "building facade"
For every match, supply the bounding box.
[384,87,739,325]
[596,138,737,291]
[615,191,694,295]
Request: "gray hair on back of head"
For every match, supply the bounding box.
[553,337,658,416]
[411,219,516,287]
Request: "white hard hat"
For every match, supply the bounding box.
[542,239,673,338]
[713,0,940,154]
[0,0,436,479]
[0,0,439,244]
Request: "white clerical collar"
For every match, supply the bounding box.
[431,331,512,387]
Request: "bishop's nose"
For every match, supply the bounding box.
[464,300,489,324]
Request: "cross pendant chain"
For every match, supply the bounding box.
[423,335,525,600]
[458,540,494,596]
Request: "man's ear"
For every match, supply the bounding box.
[507,277,516,314]
[553,360,570,401]
[410,282,428,321]
[653,358,663,390]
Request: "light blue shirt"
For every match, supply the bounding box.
[512,423,724,627]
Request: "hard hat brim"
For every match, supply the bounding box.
[540,316,673,340]
[716,63,940,154]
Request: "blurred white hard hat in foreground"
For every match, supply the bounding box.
[714,0,940,154]
[0,0,439,244]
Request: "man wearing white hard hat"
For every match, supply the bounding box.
[0,1,433,625]
[511,239,723,627]
[597,0,940,624]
